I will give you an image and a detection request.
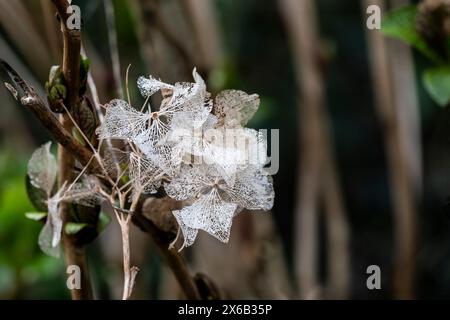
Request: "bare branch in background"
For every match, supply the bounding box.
[390,0,422,193]
[323,152,350,299]
[280,0,350,299]
[40,0,62,61]
[181,0,224,74]
[363,0,418,299]
[133,0,194,80]
[103,0,124,100]
[0,0,51,77]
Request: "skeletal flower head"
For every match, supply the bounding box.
[96,68,275,249]
[137,68,212,130]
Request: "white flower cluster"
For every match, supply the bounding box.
[98,69,275,249]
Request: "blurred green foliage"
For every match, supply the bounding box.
[0,148,68,299]
[382,4,450,107]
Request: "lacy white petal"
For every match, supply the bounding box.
[164,164,207,201]
[161,69,212,127]
[129,152,163,195]
[96,99,149,140]
[28,142,57,196]
[171,212,198,250]
[134,120,172,157]
[137,75,174,98]
[173,189,237,247]
[229,128,268,168]
[221,166,274,211]
[205,128,268,184]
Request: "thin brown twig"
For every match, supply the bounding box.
[136,0,193,78]
[104,0,124,99]
[363,0,417,299]
[279,0,350,299]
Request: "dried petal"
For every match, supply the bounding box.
[96,99,149,141]
[164,164,207,201]
[173,189,237,249]
[214,90,260,128]
[38,184,66,257]
[28,142,57,196]
[137,75,174,98]
[160,69,212,128]
[221,166,274,211]
[129,152,164,195]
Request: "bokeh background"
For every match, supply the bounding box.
[0,0,449,299]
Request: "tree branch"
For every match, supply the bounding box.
[52,0,94,300]
[0,59,98,173]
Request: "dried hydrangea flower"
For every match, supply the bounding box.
[98,69,213,176]
[164,119,267,186]
[95,68,275,250]
[200,127,268,185]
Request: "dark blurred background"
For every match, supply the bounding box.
[0,0,449,299]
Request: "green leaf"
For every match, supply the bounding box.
[423,67,450,107]
[65,222,88,235]
[382,5,443,65]
[25,212,47,222]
